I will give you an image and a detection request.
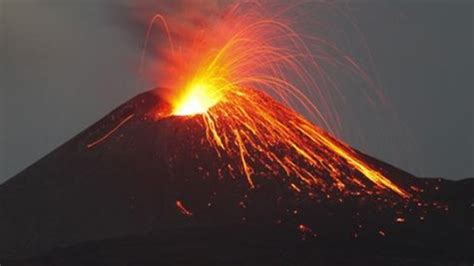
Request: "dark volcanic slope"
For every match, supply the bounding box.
[0,90,472,265]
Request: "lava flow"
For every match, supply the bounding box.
[171,86,408,198]
[136,1,410,198]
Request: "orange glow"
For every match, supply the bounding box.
[298,224,312,233]
[176,200,193,217]
[147,2,410,198]
[173,82,222,116]
[396,217,406,223]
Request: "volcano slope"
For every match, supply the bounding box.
[0,89,472,266]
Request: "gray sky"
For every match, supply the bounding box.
[1,0,472,183]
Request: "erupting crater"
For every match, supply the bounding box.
[172,82,222,116]
[139,1,411,198]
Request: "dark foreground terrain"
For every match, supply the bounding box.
[0,90,472,265]
[3,226,473,266]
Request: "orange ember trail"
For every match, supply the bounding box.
[176,200,193,217]
[87,114,135,149]
[145,2,410,198]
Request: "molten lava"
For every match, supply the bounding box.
[173,83,222,116]
[173,86,408,197]
[143,2,410,198]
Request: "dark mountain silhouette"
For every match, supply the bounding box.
[0,89,472,266]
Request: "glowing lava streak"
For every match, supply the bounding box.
[150,2,410,198]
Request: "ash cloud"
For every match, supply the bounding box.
[115,0,231,92]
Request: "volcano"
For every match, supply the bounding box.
[0,89,472,266]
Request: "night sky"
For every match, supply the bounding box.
[0,0,472,183]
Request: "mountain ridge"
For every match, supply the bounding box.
[0,89,471,265]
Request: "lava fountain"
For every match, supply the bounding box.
[141,1,410,198]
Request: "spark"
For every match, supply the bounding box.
[290,183,302,193]
[396,217,405,223]
[176,200,193,217]
[298,224,317,237]
[298,224,312,233]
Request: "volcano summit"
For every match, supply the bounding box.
[0,89,471,266]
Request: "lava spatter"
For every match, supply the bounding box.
[144,2,410,198]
